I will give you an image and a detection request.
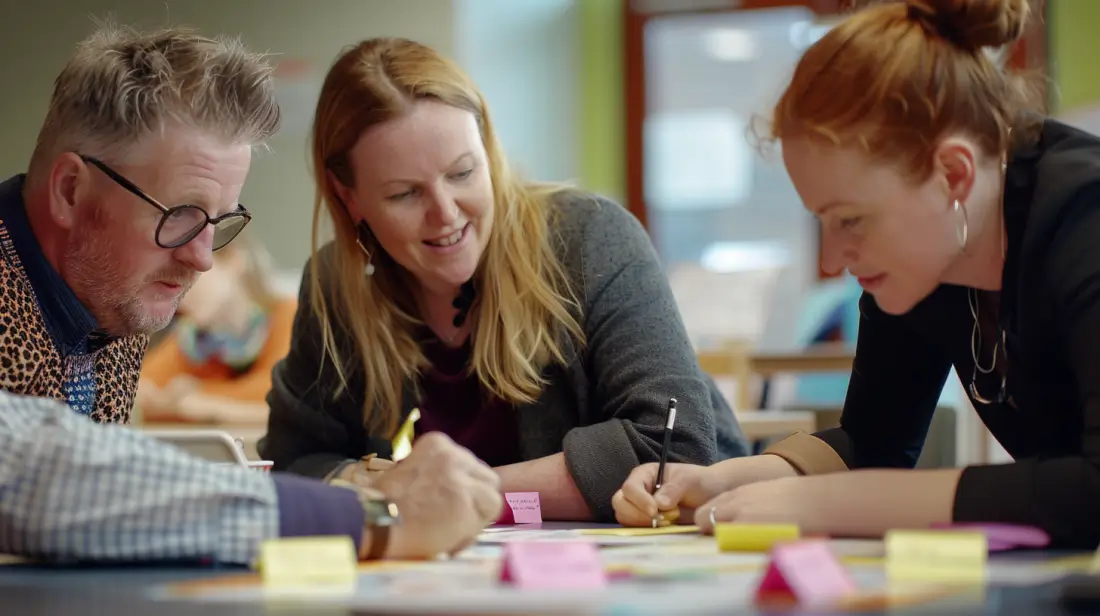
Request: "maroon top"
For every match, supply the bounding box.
[413,332,523,468]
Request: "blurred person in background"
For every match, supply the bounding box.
[138,233,296,425]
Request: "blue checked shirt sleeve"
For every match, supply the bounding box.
[0,391,278,565]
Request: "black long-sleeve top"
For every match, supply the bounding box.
[813,119,1100,549]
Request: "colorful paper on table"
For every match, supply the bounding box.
[885,529,987,584]
[715,523,800,552]
[756,540,856,606]
[390,408,420,462]
[503,492,542,524]
[257,536,358,588]
[580,525,699,537]
[929,522,1050,551]
[499,541,608,590]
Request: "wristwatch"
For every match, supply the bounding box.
[360,487,401,560]
[329,480,401,560]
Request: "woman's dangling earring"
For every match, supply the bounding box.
[359,247,376,277]
[954,199,969,252]
[355,223,375,277]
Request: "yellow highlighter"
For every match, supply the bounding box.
[390,408,420,462]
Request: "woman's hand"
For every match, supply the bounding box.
[612,454,801,527]
[695,475,827,533]
[613,463,729,526]
[696,469,963,538]
[331,454,396,490]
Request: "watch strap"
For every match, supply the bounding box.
[326,480,396,560]
[366,523,390,560]
[360,487,399,561]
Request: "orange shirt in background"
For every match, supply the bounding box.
[141,298,298,403]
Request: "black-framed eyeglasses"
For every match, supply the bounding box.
[80,155,251,251]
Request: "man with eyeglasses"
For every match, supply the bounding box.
[2,54,265,421]
[0,24,502,567]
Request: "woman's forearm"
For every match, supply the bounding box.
[494,453,593,521]
[813,468,963,536]
[707,453,800,491]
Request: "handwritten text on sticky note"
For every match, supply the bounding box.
[756,540,855,606]
[500,541,607,590]
[505,492,542,524]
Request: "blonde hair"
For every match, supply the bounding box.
[215,231,282,313]
[309,37,584,436]
[771,0,1042,180]
[28,21,280,179]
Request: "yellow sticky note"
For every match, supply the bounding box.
[257,536,358,588]
[391,408,420,462]
[1088,550,1100,574]
[714,523,800,552]
[580,525,700,537]
[884,529,987,584]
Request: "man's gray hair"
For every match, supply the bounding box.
[28,22,281,177]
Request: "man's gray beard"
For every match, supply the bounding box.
[64,236,179,337]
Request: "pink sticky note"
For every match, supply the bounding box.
[500,542,607,590]
[504,492,542,524]
[755,540,856,606]
[930,522,1050,551]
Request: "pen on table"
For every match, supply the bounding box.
[652,397,677,528]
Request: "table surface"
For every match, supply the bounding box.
[0,522,1092,615]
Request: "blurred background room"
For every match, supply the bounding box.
[1,0,1094,466]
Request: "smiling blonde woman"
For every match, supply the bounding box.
[257,37,748,521]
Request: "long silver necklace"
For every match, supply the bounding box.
[968,287,1006,404]
[968,149,1009,405]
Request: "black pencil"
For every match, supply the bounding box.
[652,397,677,527]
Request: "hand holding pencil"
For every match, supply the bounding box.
[612,397,717,528]
[652,398,678,527]
[613,461,716,528]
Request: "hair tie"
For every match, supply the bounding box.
[906,2,972,51]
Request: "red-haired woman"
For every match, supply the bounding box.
[615,0,1100,549]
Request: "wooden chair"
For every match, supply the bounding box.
[696,340,816,450]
